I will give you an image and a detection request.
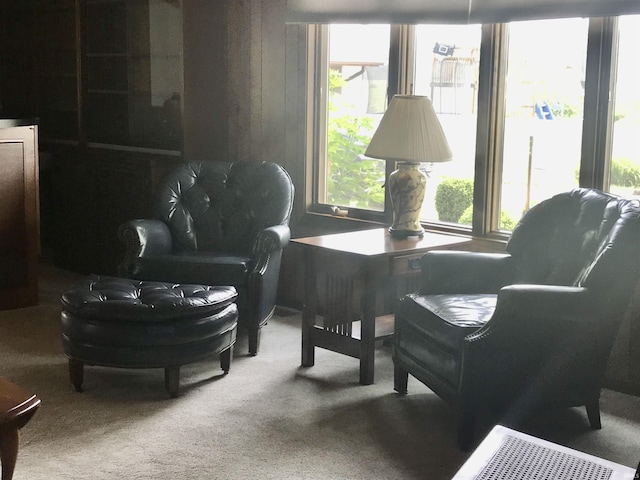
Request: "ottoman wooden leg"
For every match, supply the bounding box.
[165,366,181,398]
[220,346,233,374]
[0,428,18,480]
[69,359,84,393]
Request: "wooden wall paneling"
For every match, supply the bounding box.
[276,23,310,308]
[184,0,288,165]
[261,0,287,165]
[34,1,80,141]
[283,23,309,225]
[183,1,229,161]
[226,1,259,162]
[0,3,37,118]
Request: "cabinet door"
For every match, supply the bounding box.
[0,123,39,310]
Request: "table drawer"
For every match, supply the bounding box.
[391,253,424,276]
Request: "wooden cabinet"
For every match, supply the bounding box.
[0,119,39,309]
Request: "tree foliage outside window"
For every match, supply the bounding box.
[611,157,640,188]
[326,69,385,209]
[435,178,474,223]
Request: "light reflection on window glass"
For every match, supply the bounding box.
[500,18,588,230]
[609,15,640,200]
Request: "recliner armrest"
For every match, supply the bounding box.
[421,251,515,294]
[496,283,591,320]
[466,284,594,345]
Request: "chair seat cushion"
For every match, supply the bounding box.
[395,293,496,388]
[130,252,253,286]
[399,293,496,351]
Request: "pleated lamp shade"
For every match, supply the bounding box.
[365,95,452,164]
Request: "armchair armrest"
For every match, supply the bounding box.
[421,251,515,294]
[467,284,594,344]
[461,284,600,399]
[251,224,291,276]
[117,220,173,276]
[118,219,173,257]
[496,284,593,322]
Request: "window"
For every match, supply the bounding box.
[321,25,390,213]
[315,24,481,227]
[413,25,481,226]
[499,18,588,229]
[309,16,631,237]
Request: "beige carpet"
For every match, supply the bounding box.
[1,268,640,479]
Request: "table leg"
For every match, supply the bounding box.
[359,276,377,385]
[301,310,315,367]
[301,252,317,367]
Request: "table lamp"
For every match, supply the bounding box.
[365,95,452,238]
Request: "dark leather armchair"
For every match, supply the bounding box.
[393,188,640,450]
[117,160,294,355]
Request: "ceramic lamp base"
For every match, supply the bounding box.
[388,162,427,238]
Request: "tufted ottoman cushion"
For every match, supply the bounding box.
[60,275,238,397]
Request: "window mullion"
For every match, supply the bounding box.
[312,25,329,207]
[473,23,508,237]
[385,25,411,224]
[580,16,618,190]
[396,25,415,95]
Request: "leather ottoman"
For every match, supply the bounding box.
[60,275,238,397]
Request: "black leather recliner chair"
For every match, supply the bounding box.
[393,188,640,450]
[117,160,294,356]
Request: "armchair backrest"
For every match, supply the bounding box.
[154,161,294,254]
[506,188,640,296]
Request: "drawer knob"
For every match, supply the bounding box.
[408,258,422,270]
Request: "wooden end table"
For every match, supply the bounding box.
[291,228,471,385]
